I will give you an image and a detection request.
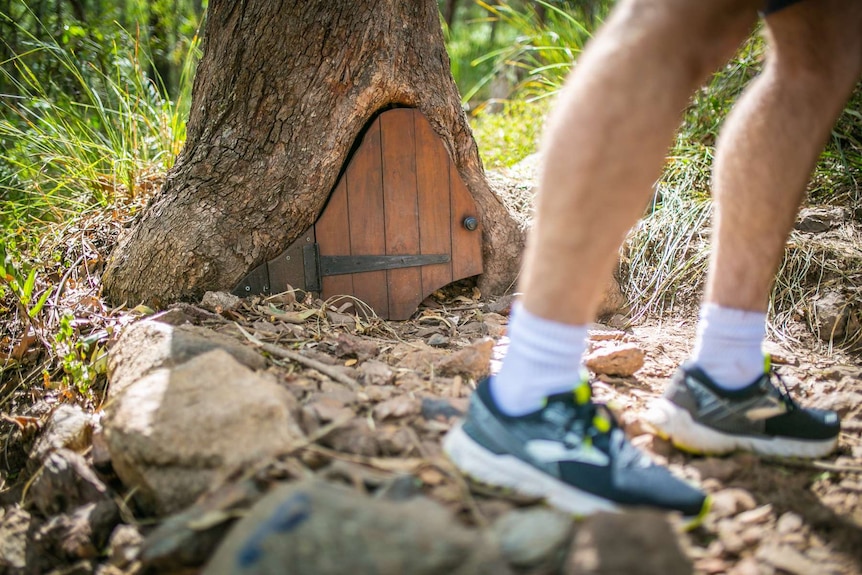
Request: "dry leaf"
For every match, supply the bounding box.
[419,466,446,486]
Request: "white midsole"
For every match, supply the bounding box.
[643,398,838,459]
[442,424,620,517]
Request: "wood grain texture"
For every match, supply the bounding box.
[381,108,422,320]
[344,117,389,317]
[414,109,454,298]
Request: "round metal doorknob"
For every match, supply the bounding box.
[463,216,479,231]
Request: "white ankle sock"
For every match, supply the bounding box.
[691,303,766,390]
[491,304,588,416]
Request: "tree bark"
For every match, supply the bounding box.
[102,0,525,308]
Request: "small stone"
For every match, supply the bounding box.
[37,500,120,560]
[482,313,508,338]
[358,360,395,386]
[492,508,574,568]
[107,524,144,568]
[434,338,495,379]
[776,511,804,535]
[736,504,773,525]
[757,544,821,575]
[812,291,850,342]
[421,397,464,421]
[427,333,450,347]
[323,419,380,456]
[727,557,762,575]
[374,474,423,501]
[377,426,415,457]
[0,507,32,570]
[716,520,747,555]
[485,294,516,315]
[691,457,741,483]
[584,343,644,377]
[373,396,421,421]
[201,291,241,312]
[813,391,862,418]
[795,206,846,233]
[333,333,379,360]
[695,557,729,574]
[761,341,797,366]
[587,329,627,342]
[306,398,353,423]
[710,488,758,519]
[618,413,649,437]
[739,526,763,546]
[29,449,111,517]
[458,321,488,337]
[30,404,93,464]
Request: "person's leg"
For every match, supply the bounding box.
[648,0,862,456]
[491,0,760,415]
[445,0,759,519]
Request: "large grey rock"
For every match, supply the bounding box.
[565,511,691,575]
[107,320,267,395]
[203,480,509,575]
[103,349,303,515]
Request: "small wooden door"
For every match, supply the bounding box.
[235,108,483,320]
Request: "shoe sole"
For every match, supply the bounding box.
[644,398,838,458]
[443,422,711,529]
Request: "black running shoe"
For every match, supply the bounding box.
[644,359,840,458]
[443,376,708,521]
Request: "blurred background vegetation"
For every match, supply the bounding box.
[1,0,860,338]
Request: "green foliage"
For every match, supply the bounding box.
[622,33,862,326]
[0,242,53,325]
[52,310,108,397]
[0,5,201,247]
[468,0,592,102]
[470,98,550,168]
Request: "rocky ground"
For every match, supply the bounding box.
[2,159,861,574]
[0,280,860,575]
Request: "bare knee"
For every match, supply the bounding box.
[607,0,760,84]
[765,0,862,97]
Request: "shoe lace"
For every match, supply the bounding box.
[769,368,797,411]
[557,382,615,447]
[764,353,797,411]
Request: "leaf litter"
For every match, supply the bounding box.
[0,201,860,574]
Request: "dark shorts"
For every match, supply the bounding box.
[764,0,805,14]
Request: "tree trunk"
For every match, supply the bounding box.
[102,0,525,308]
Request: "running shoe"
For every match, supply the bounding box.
[644,359,840,458]
[443,376,708,521]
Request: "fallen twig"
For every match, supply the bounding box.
[235,323,361,389]
[761,457,862,475]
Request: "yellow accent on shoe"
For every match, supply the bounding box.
[593,415,611,434]
[763,353,772,373]
[575,383,591,405]
[683,495,712,531]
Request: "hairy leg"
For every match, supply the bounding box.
[705,0,862,312]
[521,0,760,324]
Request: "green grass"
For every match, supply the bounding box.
[0,12,199,248]
[0,9,199,400]
[470,98,551,169]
